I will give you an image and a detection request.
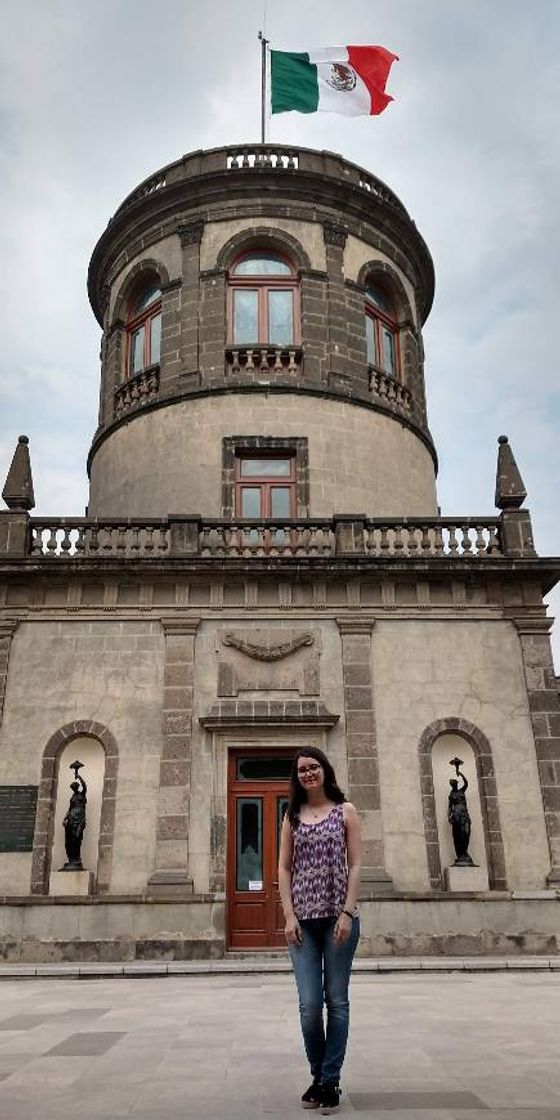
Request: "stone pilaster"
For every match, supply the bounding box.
[336,618,394,895]
[158,277,183,392]
[299,268,329,385]
[0,619,18,725]
[178,220,204,381]
[323,222,348,378]
[515,617,560,884]
[199,268,226,385]
[148,617,200,896]
[103,319,125,424]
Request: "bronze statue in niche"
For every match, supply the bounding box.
[60,761,87,871]
[448,757,474,866]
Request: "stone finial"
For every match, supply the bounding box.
[495,434,527,510]
[2,435,35,511]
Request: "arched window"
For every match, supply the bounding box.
[127,282,162,376]
[228,251,299,347]
[365,284,399,378]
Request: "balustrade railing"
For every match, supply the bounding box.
[370,369,412,416]
[30,520,170,557]
[227,147,299,170]
[225,346,303,376]
[114,146,407,219]
[199,520,334,557]
[364,519,502,557]
[25,516,504,560]
[114,366,160,417]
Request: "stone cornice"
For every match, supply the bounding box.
[161,617,200,636]
[336,618,376,636]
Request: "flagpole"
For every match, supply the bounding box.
[258,30,268,144]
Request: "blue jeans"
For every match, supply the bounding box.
[288,915,360,1084]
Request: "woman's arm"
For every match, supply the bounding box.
[334,802,362,945]
[278,813,301,945]
[343,802,362,913]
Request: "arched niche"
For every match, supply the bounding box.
[418,717,506,891]
[49,737,105,886]
[30,720,119,896]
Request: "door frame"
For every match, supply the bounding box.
[226,746,295,951]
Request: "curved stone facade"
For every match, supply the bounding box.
[88,393,438,519]
[87,145,436,515]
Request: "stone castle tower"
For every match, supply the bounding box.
[1,144,559,960]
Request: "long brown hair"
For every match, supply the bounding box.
[287,746,345,827]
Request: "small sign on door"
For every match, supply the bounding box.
[248,880,263,891]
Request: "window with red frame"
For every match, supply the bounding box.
[127,284,162,377]
[229,252,299,347]
[365,285,399,378]
[234,455,296,519]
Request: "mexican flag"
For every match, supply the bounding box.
[271,45,398,117]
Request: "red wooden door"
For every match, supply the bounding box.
[227,750,292,950]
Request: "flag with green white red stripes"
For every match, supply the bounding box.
[270,45,398,117]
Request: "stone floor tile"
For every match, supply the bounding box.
[45,1031,127,1056]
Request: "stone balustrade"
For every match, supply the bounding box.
[225,346,303,376]
[227,147,299,170]
[364,518,502,557]
[114,366,160,418]
[199,520,334,557]
[114,145,407,219]
[370,369,412,416]
[30,519,170,557]
[22,516,505,560]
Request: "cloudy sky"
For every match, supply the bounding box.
[1,1,559,659]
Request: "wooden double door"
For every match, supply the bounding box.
[227,749,294,950]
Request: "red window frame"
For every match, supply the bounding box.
[126,287,162,378]
[234,455,297,518]
[228,252,300,347]
[365,293,400,379]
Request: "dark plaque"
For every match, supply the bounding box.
[0,786,39,852]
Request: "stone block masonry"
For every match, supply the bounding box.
[336,618,394,894]
[516,618,560,883]
[148,619,199,896]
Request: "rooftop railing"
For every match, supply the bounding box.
[22,516,506,560]
[114,145,408,220]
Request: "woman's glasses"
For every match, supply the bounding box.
[297,763,322,777]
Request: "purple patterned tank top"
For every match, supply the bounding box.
[291,803,348,920]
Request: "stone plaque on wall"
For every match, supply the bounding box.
[0,786,38,852]
[217,628,320,696]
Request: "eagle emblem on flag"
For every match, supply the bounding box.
[326,63,357,92]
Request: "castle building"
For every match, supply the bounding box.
[1,144,560,960]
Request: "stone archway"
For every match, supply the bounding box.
[30,721,119,895]
[418,717,506,890]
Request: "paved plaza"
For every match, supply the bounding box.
[1,971,560,1119]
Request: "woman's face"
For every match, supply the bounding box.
[296,755,324,792]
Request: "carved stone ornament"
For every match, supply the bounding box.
[218,628,320,697]
[323,221,347,248]
[222,631,314,661]
[179,219,205,247]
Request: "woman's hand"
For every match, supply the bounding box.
[285,915,302,946]
[333,912,353,946]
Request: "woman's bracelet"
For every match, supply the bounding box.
[342,909,354,920]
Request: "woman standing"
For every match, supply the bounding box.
[278,747,362,1114]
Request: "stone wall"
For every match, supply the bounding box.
[0,621,164,896]
[88,393,438,519]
